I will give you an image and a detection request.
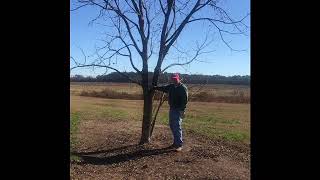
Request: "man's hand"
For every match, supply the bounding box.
[179,111,185,118]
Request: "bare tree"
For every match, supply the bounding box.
[70,0,249,144]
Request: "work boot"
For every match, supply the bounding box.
[175,146,183,152]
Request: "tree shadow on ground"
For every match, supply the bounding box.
[71,144,175,165]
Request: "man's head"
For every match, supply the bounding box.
[171,73,181,85]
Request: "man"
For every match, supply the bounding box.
[153,73,188,152]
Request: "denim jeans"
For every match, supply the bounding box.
[169,108,183,147]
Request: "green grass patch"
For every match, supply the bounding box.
[221,131,249,142]
[100,107,129,121]
[74,104,130,122]
[219,119,241,125]
[70,154,82,162]
[70,112,80,150]
[158,112,168,124]
[155,111,248,143]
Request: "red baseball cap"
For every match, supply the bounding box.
[171,73,180,80]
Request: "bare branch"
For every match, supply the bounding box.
[124,0,138,14]
[158,0,166,14]
[88,8,105,26]
[142,0,151,40]
[70,56,79,66]
[196,0,213,11]
[195,59,214,63]
[163,0,202,55]
[176,0,193,14]
[75,1,143,55]
[113,10,143,55]
[130,0,141,15]
[148,35,154,59]
[94,0,143,56]
[161,33,214,73]
[129,0,148,47]
[155,0,175,64]
[93,40,131,61]
[118,35,142,74]
[94,46,112,66]
[85,0,110,10]
[95,36,118,52]
[137,0,146,42]
[208,3,249,35]
[138,0,143,13]
[165,0,232,47]
[103,16,142,74]
[166,0,211,44]
[166,0,176,38]
[172,44,189,54]
[71,3,89,11]
[166,7,248,52]
[211,22,246,52]
[187,14,249,25]
[161,50,198,73]
[108,47,130,57]
[113,2,140,29]
[79,47,87,65]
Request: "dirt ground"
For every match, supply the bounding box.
[70,116,250,180]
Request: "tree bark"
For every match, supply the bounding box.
[139,46,154,144]
[139,87,154,144]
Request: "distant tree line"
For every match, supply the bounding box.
[70,72,250,85]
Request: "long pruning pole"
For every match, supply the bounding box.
[149,91,166,137]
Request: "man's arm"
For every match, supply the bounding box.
[180,85,188,111]
[153,84,171,93]
[179,86,188,118]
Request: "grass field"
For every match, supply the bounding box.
[70,82,250,179]
[70,82,250,145]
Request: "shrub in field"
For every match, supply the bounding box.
[80,89,143,100]
[189,91,250,103]
[79,89,249,103]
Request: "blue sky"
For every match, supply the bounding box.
[70,0,250,77]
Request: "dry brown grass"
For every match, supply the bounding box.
[80,88,143,100]
[71,82,250,104]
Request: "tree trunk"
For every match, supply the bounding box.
[139,88,154,144]
[139,37,154,144]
